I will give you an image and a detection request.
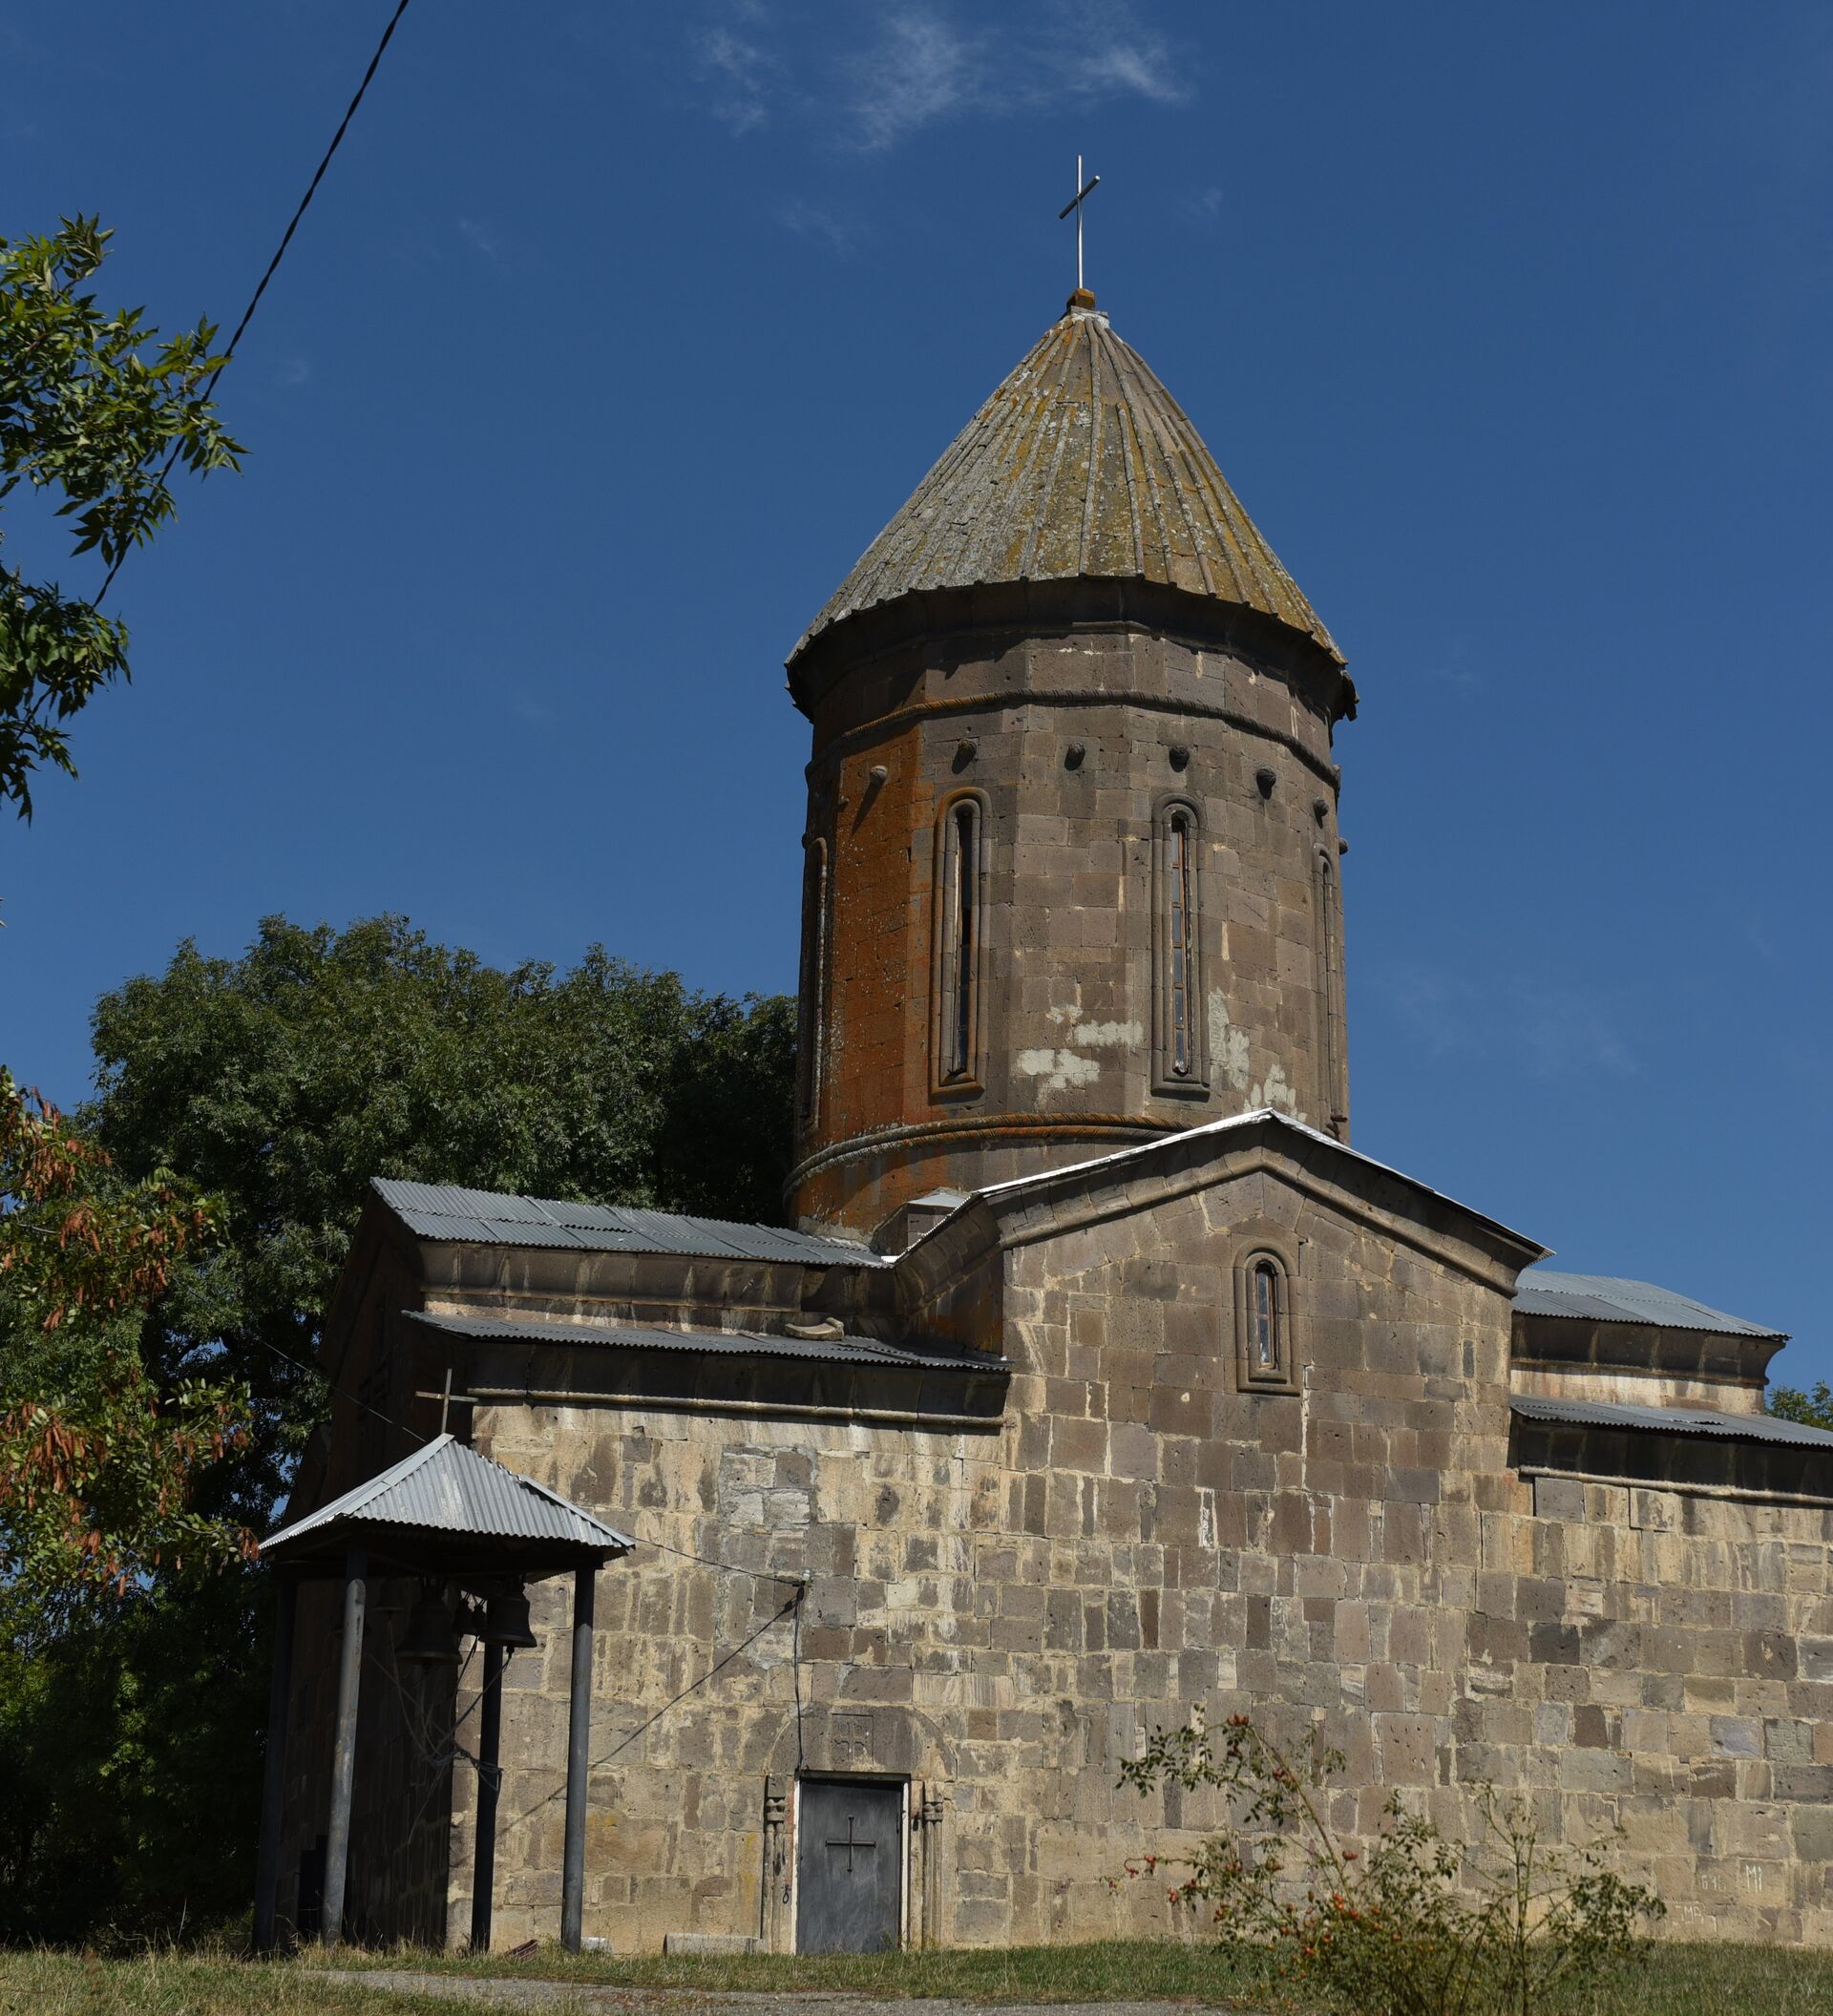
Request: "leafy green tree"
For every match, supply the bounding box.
[1770,1382,1833,1432]
[0,915,795,1941]
[0,1071,251,1612]
[87,913,796,1530]
[0,1573,264,1945]
[1,215,242,817]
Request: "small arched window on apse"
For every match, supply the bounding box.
[931,791,986,1096]
[795,835,830,1130]
[1152,797,1210,1095]
[1234,1244,1299,1394]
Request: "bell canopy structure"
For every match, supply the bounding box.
[786,296,1358,1240]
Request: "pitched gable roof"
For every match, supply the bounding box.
[263,1432,631,1571]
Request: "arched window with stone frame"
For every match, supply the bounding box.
[1232,1233,1302,1395]
[1152,794,1210,1096]
[931,788,987,1097]
[794,833,831,1132]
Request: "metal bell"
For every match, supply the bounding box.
[481,1585,537,1649]
[398,1583,460,1665]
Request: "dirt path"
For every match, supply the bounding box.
[322,1967,1258,2016]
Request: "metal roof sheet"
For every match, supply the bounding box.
[263,1434,633,1558]
[373,1178,889,1270]
[791,306,1342,668]
[407,1310,1008,1374]
[1512,1270,1785,1339]
[1511,1395,1833,1449]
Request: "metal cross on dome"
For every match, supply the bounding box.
[1058,155,1100,296]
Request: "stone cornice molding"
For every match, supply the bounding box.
[803,683,1343,793]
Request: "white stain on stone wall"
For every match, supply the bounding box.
[1209,989,1251,1091]
[1251,1060,1300,1116]
[1064,1018,1142,1048]
[1018,1046,1103,1092]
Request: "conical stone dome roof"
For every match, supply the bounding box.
[791,303,1341,669]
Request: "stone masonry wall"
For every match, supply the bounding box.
[790,623,1350,1235]
[436,1167,1833,1951]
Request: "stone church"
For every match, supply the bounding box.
[275,287,1833,1954]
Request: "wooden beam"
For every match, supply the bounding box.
[251,1577,298,1953]
[321,1544,367,1947]
[468,1640,505,1953]
[560,1564,596,1951]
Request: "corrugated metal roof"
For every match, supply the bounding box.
[791,306,1342,668]
[1513,1270,1785,1339]
[262,1433,633,1558]
[373,1178,889,1270]
[1511,1395,1833,1448]
[407,1309,1008,1374]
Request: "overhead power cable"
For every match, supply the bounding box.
[95,0,416,607]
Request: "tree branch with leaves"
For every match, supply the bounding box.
[0,1071,253,1602]
[0,215,242,818]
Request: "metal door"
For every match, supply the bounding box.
[795,1777,903,1954]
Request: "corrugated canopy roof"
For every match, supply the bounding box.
[791,305,1341,668]
[372,1178,888,1270]
[1512,1270,1785,1340]
[263,1433,632,1572]
[1511,1394,1833,1449]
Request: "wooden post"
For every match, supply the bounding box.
[321,1544,368,1948]
[252,1576,298,1953]
[468,1640,505,1953]
[559,1563,596,1952]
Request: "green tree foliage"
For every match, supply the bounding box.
[0,914,795,1941]
[87,913,794,1527]
[1,216,241,817]
[0,1071,251,1610]
[1770,1383,1833,1433]
[0,1574,264,1945]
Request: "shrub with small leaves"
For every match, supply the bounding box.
[1119,1706,1664,2016]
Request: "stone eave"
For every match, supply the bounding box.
[787,576,1355,727]
[895,1107,1549,1312]
[1511,1308,1788,1390]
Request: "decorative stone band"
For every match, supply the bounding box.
[804,684,1342,792]
[784,1109,1174,1196]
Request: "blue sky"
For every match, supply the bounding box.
[5,4,1830,1386]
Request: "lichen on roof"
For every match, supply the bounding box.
[791,303,1341,668]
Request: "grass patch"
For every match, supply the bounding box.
[315,1935,1833,2012]
[311,1936,1282,2005]
[0,1951,459,2016]
[8,1939,1833,2013]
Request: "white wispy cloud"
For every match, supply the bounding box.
[275,355,313,389]
[775,198,865,255]
[843,10,986,152]
[457,217,502,262]
[690,0,1190,151]
[1424,635,1485,692]
[1381,963,1635,1082]
[698,18,784,136]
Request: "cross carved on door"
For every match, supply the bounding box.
[826,1815,875,1874]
